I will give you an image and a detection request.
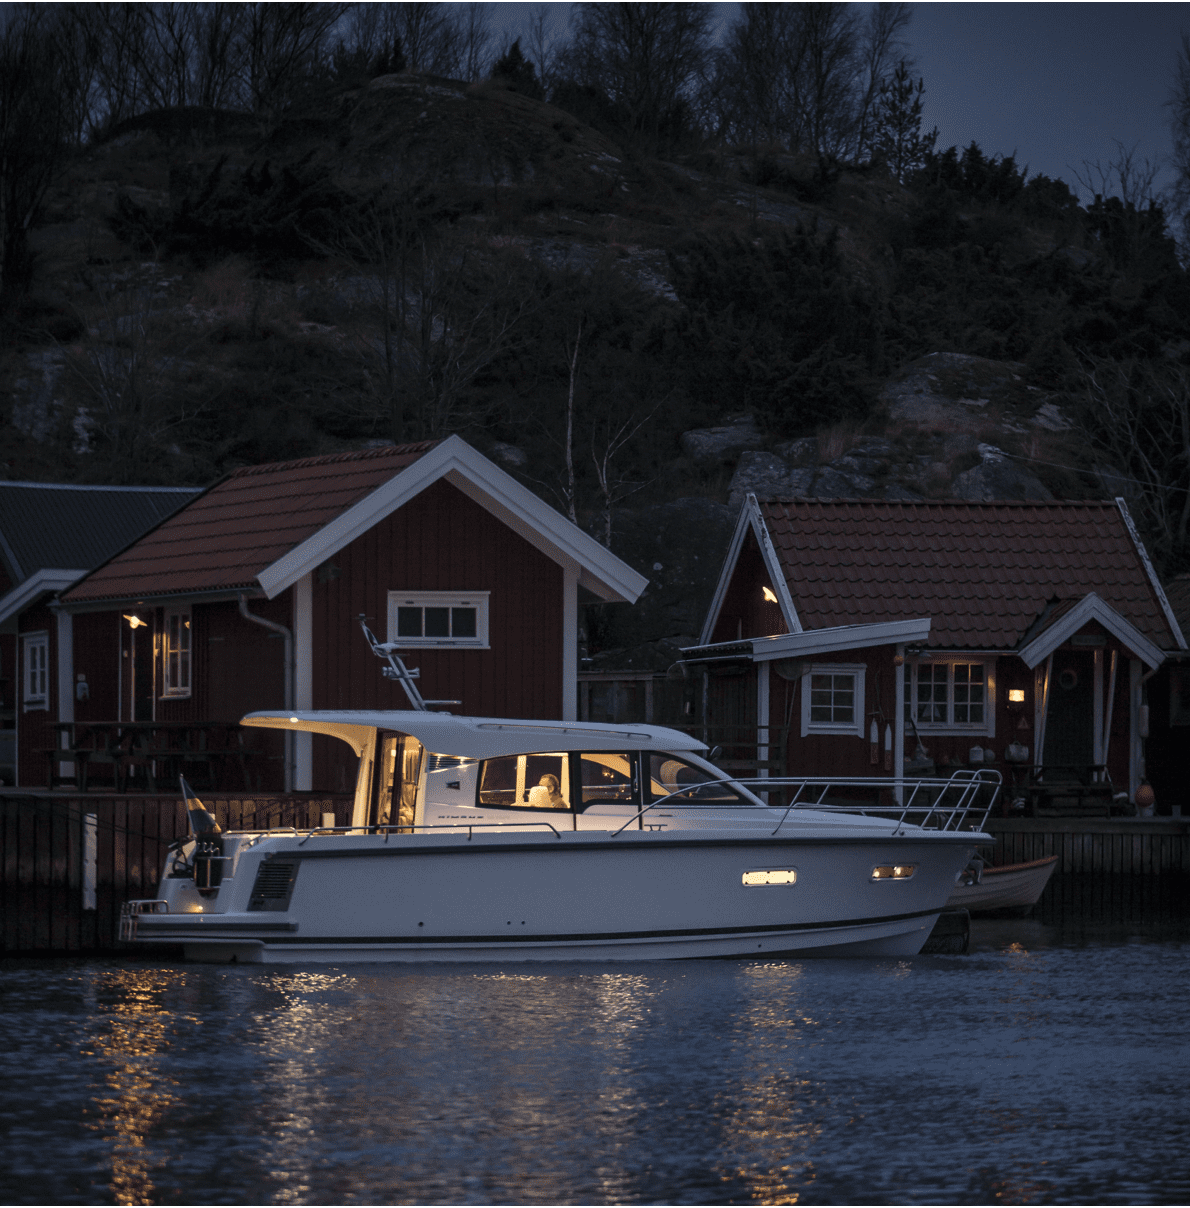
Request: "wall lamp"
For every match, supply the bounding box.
[761,586,778,603]
[123,614,147,629]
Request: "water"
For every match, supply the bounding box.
[2,915,1189,1206]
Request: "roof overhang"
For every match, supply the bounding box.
[698,494,801,645]
[0,568,88,625]
[241,710,707,758]
[1017,591,1166,670]
[683,617,932,663]
[256,435,648,604]
[58,585,264,615]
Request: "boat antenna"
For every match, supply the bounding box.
[358,615,459,711]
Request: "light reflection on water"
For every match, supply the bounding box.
[1,916,1189,1206]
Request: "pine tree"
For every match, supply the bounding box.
[491,39,543,100]
[874,61,937,183]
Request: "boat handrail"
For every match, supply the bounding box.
[609,769,1000,837]
[294,821,563,843]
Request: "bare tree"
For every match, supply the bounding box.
[1170,32,1190,254]
[524,3,565,95]
[0,6,69,299]
[1080,356,1190,575]
[241,2,345,118]
[563,3,713,149]
[1073,140,1162,209]
[457,3,494,83]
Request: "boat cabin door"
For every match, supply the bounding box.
[368,731,424,830]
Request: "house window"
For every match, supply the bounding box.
[162,610,191,697]
[22,632,49,711]
[387,591,490,649]
[904,661,992,731]
[801,664,866,737]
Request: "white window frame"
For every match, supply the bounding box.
[22,632,50,712]
[386,591,490,650]
[801,663,866,737]
[904,659,996,736]
[161,608,192,698]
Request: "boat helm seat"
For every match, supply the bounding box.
[527,785,551,809]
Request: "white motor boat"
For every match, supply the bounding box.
[121,710,998,964]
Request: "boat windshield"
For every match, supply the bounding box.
[646,754,747,804]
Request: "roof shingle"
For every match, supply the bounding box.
[758,499,1178,650]
[63,442,438,602]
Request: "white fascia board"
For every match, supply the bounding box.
[0,569,88,626]
[749,618,931,661]
[257,435,647,604]
[683,618,931,662]
[697,503,752,645]
[1116,497,1187,650]
[697,495,801,645]
[749,495,801,635]
[1018,591,1166,670]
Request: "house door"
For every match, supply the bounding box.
[1043,650,1094,770]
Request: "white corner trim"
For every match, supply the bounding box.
[0,569,88,626]
[1018,590,1166,671]
[56,610,74,727]
[256,435,647,604]
[1116,497,1187,650]
[293,572,313,790]
[562,564,578,721]
[748,494,802,635]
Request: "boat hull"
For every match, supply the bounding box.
[945,855,1058,914]
[134,828,985,963]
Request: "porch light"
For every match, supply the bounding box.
[124,614,147,629]
[762,586,778,603]
[1008,689,1026,706]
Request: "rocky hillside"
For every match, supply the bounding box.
[3,72,1184,663]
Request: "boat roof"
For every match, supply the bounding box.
[241,710,709,758]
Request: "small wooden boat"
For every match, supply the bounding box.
[946,854,1057,914]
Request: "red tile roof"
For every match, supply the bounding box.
[757,499,1178,650]
[64,442,439,602]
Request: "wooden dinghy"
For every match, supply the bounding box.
[946,855,1058,914]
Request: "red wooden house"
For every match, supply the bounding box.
[1,481,200,788]
[51,437,645,793]
[682,495,1185,805]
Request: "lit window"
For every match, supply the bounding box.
[904,662,991,730]
[801,664,866,737]
[742,868,797,886]
[386,591,489,648]
[871,864,917,880]
[162,610,191,697]
[22,632,49,711]
[478,753,569,809]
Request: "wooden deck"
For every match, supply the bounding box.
[984,817,1190,876]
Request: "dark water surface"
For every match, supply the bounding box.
[2,915,1189,1206]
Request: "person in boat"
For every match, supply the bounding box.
[538,773,567,809]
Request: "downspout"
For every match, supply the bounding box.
[1133,661,1162,800]
[239,593,294,793]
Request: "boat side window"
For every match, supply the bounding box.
[478,753,569,809]
[647,754,747,805]
[579,752,638,808]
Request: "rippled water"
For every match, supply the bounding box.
[2,914,1189,1206]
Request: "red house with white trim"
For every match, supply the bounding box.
[682,495,1184,808]
[50,437,645,793]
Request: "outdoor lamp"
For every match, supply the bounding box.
[124,614,146,629]
[1008,689,1026,707]
[761,586,777,603]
